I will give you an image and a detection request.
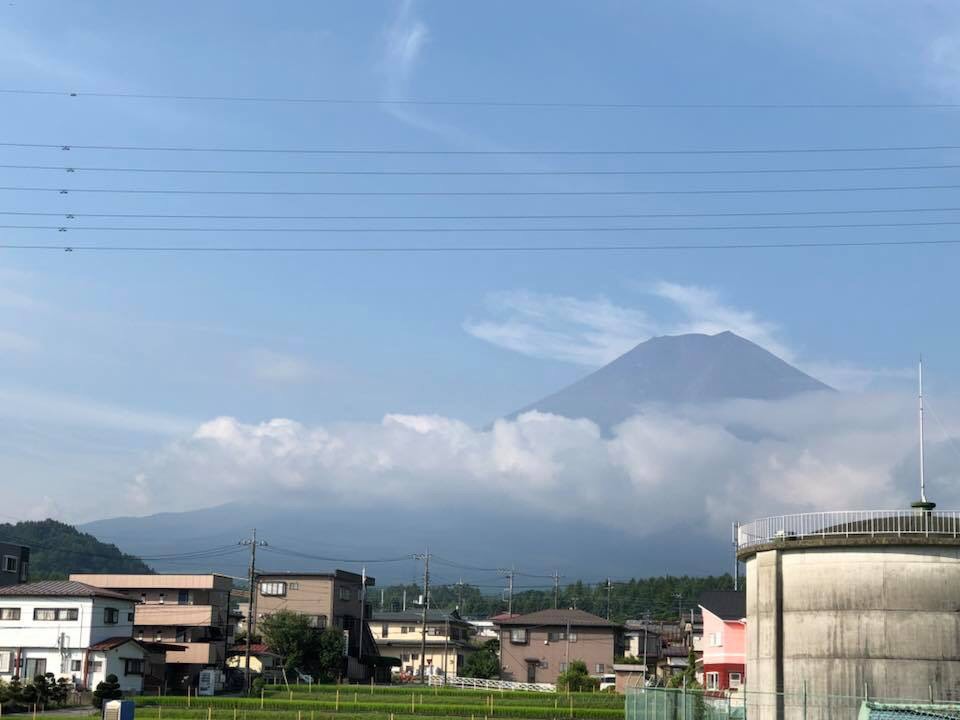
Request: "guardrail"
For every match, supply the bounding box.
[427,675,557,692]
[736,510,960,550]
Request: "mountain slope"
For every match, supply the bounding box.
[512,331,832,427]
[0,519,153,579]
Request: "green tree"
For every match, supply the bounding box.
[314,629,346,683]
[6,676,24,703]
[461,639,500,679]
[92,674,122,709]
[557,660,600,692]
[22,674,55,707]
[51,677,72,706]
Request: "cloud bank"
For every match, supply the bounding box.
[128,391,955,536]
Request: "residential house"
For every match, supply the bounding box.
[225,643,282,681]
[371,609,474,678]
[253,571,377,681]
[698,591,745,693]
[0,543,29,587]
[494,609,622,685]
[0,581,151,692]
[657,645,690,683]
[623,621,662,671]
[70,573,234,690]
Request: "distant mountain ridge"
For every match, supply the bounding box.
[1,519,152,580]
[511,331,832,427]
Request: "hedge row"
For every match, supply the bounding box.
[132,697,624,720]
[258,691,622,709]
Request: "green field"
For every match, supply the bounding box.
[127,685,625,720]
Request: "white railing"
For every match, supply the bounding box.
[736,510,960,550]
[428,675,557,692]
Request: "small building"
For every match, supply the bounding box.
[0,580,148,692]
[494,608,622,685]
[613,663,650,693]
[698,591,745,694]
[371,609,474,678]
[623,621,662,670]
[70,573,234,690]
[0,543,29,587]
[254,571,377,682]
[225,643,282,681]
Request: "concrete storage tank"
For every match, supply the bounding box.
[737,508,960,720]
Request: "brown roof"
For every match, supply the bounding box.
[228,644,278,656]
[88,637,144,652]
[493,608,619,628]
[0,580,133,601]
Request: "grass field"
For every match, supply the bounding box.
[126,684,625,720]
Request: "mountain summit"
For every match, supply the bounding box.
[511,331,832,427]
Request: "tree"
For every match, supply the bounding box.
[557,660,600,692]
[461,640,500,679]
[22,673,55,707]
[314,629,346,683]
[52,677,73,706]
[92,674,122,709]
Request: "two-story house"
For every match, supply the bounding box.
[0,543,29,587]
[253,571,377,681]
[0,581,148,692]
[370,609,474,678]
[494,609,622,685]
[70,573,234,690]
[699,591,745,693]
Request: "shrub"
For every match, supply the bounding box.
[557,660,600,692]
[93,674,123,709]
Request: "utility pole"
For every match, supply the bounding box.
[498,566,515,616]
[414,550,431,684]
[642,611,650,685]
[565,621,571,670]
[552,571,561,609]
[605,578,613,620]
[358,567,367,665]
[455,578,465,613]
[732,522,740,591]
[239,528,267,694]
[402,588,407,612]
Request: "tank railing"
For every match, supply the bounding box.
[736,510,960,550]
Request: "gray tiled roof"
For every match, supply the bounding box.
[493,608,618,628]
[0,580,133,600]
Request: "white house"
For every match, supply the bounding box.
[0,580,149,692]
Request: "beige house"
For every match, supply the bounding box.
[225,643,282,681]
[370,609,474,678]
[494,608,622,685]
[253,571,376,681]
[70,573,234,690]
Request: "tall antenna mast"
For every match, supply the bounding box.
[912,356,935,512]
[919,356,926,504]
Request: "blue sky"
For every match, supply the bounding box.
[3,1,960,526]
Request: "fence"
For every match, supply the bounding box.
[427,675,557,693]
[625,687,960,720]
[736,511,960,550]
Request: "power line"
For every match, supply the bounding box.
[12,182,960,197]
[5,237,960,253]
[12,162,960,176]
[261,544,412,564]
[7,141,960,156]
[13,219,960,233]
[5,87,960,110]
[4,205,960,221]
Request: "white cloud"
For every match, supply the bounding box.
[465,283,909,391]
[0,330,35,353]
[131,391,942,535]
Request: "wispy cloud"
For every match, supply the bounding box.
[464,283,908,391]
[0,330,35,353]
[245,349,323,384]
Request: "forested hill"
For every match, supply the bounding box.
[378,574,735,622]
[1,519,152,580]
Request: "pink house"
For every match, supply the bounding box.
[698,591,746,693]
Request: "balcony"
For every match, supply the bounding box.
[136,604,221,627]
[165,642,225,665]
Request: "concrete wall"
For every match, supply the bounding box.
[745,545,960,720]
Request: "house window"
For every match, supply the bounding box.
[729,672,742,689]
[706,672,720,690]
[124,659,144,675]
[0,608,20,620]
[2,556,17,573]
[104,608,119,625]
[260,582,287,597]
[0,652,12,672]
[401,625,415,634]
[411,653,419,661]
[311,615,327,629]
[559,662,568,672]
[70,660,82,672]
[429,627,443,636]
[289,582,300,590]
[595,663,605,674]
[127,612,135,622]
[401,653,410,662]
[34,608,78,621]
[178,590,189,605]
[547,630,577,642]
[381,624,389,637]
[509,628,528,644]
[337,588,351,601]
[709,632,723,647]
[89,661,103,672]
